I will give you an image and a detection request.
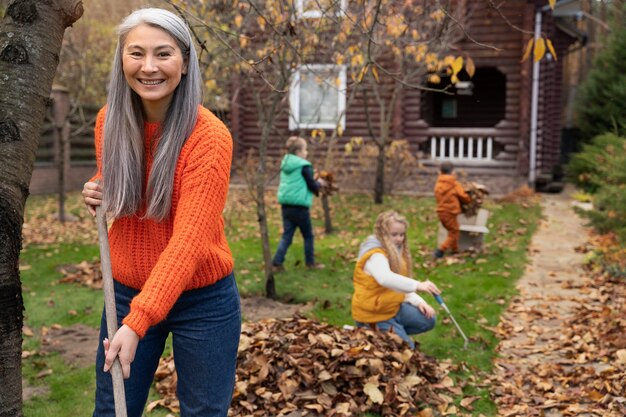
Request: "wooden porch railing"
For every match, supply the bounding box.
[429,135,494,161]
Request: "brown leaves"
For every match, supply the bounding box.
[231,317,446,416]
[57,260,102,289]
[147,357,179,414]
[150,316,472,416]
[496,185,539,205]
[460,182,489,217]
[490,244,626,416]
[22,195,97,247]
[316,171,340,196]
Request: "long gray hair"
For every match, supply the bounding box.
[102,8,202,220]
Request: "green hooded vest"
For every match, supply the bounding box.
[277,154,313,207]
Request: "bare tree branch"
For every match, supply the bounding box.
[486,0,534,35]
[166,0,287,92]
[442,6,502,51]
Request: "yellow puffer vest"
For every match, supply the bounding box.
[351,248,407,323]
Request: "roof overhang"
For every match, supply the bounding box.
[546,0,588,44]
[552,0,584,18]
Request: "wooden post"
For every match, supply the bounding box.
[51,85,71,223]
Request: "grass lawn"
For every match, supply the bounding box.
[21,189,541,416]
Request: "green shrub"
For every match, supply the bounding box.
[585,183,626,243]
[568,133,626,243]
[575,5,626,141]
[566,133,624,192]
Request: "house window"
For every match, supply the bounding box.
[421,67,506,127]
[441,98,457,119]
[296,0,347,19]
[289,64,347,130]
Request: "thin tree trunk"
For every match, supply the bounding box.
[0,1,83,416]
[319,88,358,234]
[320,130,335,234]
[321,194,332,233]
[255,140,276,299]
[255,183,276,299]
[362,85,388,205]
[374,145,386,204]
[251,87,283,299]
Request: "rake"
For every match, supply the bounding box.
[96,206,128,417]
[434,294,470,350]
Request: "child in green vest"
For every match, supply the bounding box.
[272,136,326,271]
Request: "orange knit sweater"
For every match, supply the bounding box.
[91,106,234,338]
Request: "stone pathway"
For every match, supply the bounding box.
[490,187,619,416]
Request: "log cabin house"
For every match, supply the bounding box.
[30,0,588,195]
[228,0,587,195]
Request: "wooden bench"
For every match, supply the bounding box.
[437,208,490,252]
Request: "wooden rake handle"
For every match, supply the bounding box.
[96,206,128,417]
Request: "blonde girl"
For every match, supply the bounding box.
[351,210,440,348]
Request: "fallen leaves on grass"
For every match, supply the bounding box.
[489,249,626,416]
[22,197,97,247]
[37,369,53,379]
[496,185,539,205]
[148,356,180,414]
[57,260,102,289]
[589,232,626,278]
[148,316,479,416]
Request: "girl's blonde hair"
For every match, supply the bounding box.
[374,210,413,277]
[285,136,307,154]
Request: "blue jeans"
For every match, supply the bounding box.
[272,205,315,266]
[356,303,436,348]
[93,273,241,417]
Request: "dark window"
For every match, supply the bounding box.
[421,67,506,127]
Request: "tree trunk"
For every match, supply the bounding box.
[255,180,276,299]
[51,86,71,223]
[251,72,289,299]
[0,1,83,416]
[321,194,333,234]
[374,145,386,204]
[252,93,281,300]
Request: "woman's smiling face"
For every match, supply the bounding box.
[122,24,187,121]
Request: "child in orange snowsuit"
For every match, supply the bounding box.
[434,161,471,258]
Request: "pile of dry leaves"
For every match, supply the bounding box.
[461,182,489,217]
[148,317,472,416]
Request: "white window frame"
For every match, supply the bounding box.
[289,64,347,131]
[296,0,347,19]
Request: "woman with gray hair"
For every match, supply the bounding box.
[82,8,240,417]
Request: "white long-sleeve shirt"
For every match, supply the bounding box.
[364,253,427,307]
